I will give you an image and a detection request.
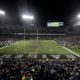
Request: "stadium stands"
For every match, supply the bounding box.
[0,23,67,34]
[0,39,16,48]
[0,58,80,80]
[57,36,80,47]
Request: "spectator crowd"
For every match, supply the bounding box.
[0,58,80,80]
[57,36,80,47]
[0,39,16,48]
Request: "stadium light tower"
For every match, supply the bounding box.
[0,10,5,24]
[21,14,34,53]
[0,10,5,15]
[22,15,34,20]
[77,14,80,19]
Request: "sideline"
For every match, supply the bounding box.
[62,46,80,57]
[51,40,80,57]
[0,42,19,50]
[0,44,14,50]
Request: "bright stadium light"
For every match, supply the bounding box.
[0,10,5,15]
[22,14,34,20]
[77,14,80,19]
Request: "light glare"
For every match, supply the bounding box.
[77,14,80,18]
[0,10,5,15]
[22,15,34,20]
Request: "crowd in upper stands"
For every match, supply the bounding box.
[0,22,66,33]
[57,36,80,47]
[0,57,80,80]
[0,39,15,47]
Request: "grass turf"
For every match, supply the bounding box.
[0,40,73,54]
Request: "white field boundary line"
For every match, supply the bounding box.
[0,41,38,54]
[0,41,21,50]
[0,43,16,50]
[51,40,80,57]
[0,45,10,50]
[62,46,80,57]
[23,52,38,54]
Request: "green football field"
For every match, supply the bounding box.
[0,40,76,54]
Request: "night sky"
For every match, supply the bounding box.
[0,0,80,26]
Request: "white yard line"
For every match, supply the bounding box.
[62,46,80,57]
[0,41,20,50]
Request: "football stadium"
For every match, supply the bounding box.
[0,27,80,60]
[0,0,80,80]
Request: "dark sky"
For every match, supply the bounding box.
[0,0,80,26]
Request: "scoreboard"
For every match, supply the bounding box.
[47,22,64,27]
